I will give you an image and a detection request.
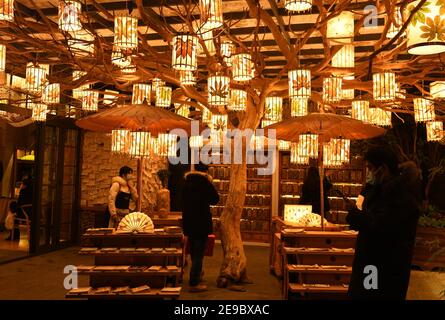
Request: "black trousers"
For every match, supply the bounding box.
[188,236,208,286]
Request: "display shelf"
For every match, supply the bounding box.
[288,283,349,294]
[287,265,352,274]
[76,268,183,276]
[79,248,183,256]
[66,288,181,299]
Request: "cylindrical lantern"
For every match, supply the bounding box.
[297,134,318,158]
[387,7,404,39]
[190,135,204,148]
[152,77,165,94]
[373,72,396,102]
[155,86,172,108]
[198,29,216,56]
[0,44,5,71]
[179,70,196,86]
[68,30,95,57]
[369,107,392,127]
[426,121,444,142]
[111,47,132,67]
[42,83,60,104]
[232,53,255,81]
[172,34,199,71]
[72,71,89,100]
[290,142,310,164]
[150,136,159,154]
[413,97,435,122]
[291,98,308,117]
[199,0,223,30]
[211,114,228,132]
[201,104,212,124]
[58,0,82,32]
[278,140,291,151]
[208,75,230,106]
[284,0,312,12]
[26,62,48,94]
[324,138,350,167]
[229,89,247,111]
[430,81,445,99]
[342,75,355,100]
[65,105,76,118]
[129,131,151,157]
[114,15,138,50]
[111,129,130,154]
[175,104,190,118]
[158,133,178,157]
[103,90,119,106]
[82,90,99,112]
[121,62,136,74]
[220,40,235,67]
[31,103,47,122]
[405,1,445,55]
[327,11,354,44]
[332,44,355,70]
[323,76,342,103]
[132,83,151,104]
[351,100,370,122]
[0,0,14,22]
[264,96,283,121]
[289,69,311,99]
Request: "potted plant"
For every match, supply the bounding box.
[156,169,171,217]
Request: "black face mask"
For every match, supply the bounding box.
[366,166,384,185]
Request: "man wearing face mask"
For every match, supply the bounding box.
[107,166,139,228]
[346,147,419,300]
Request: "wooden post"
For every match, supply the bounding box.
[137,157,143,211]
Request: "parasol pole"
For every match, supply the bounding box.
[319,135,325,231]
[136,157,144,211]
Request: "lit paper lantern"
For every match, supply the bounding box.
[111,129,130,154]
[26,62,48,94]
[430,81,445,99]
[290,142,310,164]
[323,76,342,103]
[220,40,235,67]
[323,138,350,167]
[291,98,308,117]
[42,83,60,104]
[150,136,159,154]
[11,74,26,90]
[129,131,151,157]
[152,78,165,94]
[158,133,178,157]
[198,29,216,56]
[172,34,199,71]
[121,62,136,74]
[278,140,291,151]
[211,114,228,132]
[229,89,247,111]
[114,15,138,50]
[65,105,76,118]
[208,75,230,106]
[0,44,5,71]
[232,53,255,81]
[103,90,119,106]
[342,75,355,100]
[289,69,311,99]
[351,100,369,122]
[327,11,354,44]
[111,47,132,67]
[31,103,47,122]
[332,44,354,70]
[201,104,212,124]
[132,83,151,104]
[190,135,204,148]
[413,97,435,122]
[405,1,445,55]
[373,72,396,102]
[175,103,190,118]
[426,121,444,141]
[284,0,312,12]
[387,7,405,39]
[264,96,283,121]
[82,90,99,112]
[199,0,223,30]
[155,86,172,108]
[369,107,392,127]
[179,70,196,86]
[297,134,318,158]
[0,0,14,22]
[68,29,94,57]
[58,1,82,32]
[72,70,89,100]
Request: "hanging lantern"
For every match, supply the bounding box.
[65,105,76,118]
[121,62,136,74]
[82,90,99,112]
[332,44,355,71]
[199,0,223,30]
[208,75,230,106]
[229,89,247,111]
[413,97,435,122]
[264,96,283,121]
[68,29,95,57]
[190,135,204,149]
[11,75,26,90]
[369,107,392,127]
[373,72,396,102]
[175,104,190,118]
[179,70,196,86]
[103,90,119,106]
[323,76,342,103]
[426,121,444,142]
[111,47,132,67]
[129,131,151,158]
[172,34,199,71]
[0,44,5,72]
[323,138,350,167]
[158,133,178,157]
[25,62,48,94]
[284,0,312,12]
[72,70,89,99]
[132,83,151,104]
[111,129,130,154]
[341,75,355,100]
[405,1,445,55]
[201,104,212,124]
[387,7,405,39]
[152,78,165,94]
[351,100,370,122]
[58,1,82,32]
[211,114,228,132]
[327,11,354,44]
[150,136,159,154]
[290,142,310,164]
[297,134,318,158]
[291,98,308,117]
[430,81,445,99]
[114,15,138,51]
[155,86,172,108]
[278,140,291,151]
[220,40,235,67]
[198,29,216,56]
[289,69,311,99]
[0,0,14,22]
[232,53,255,82]
[42,83,60,104]
[31,103,47,122]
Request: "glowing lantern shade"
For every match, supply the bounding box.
[111,129,130,154]
[42,83,60,104]
[323,77,342,103]
[430,81,445,99]
[175,104,190,118]
[58,1,82,32]
[342,76,355,100]
[172,34,198,71]
[132,83,151,105]
[199,0,223,30]
[158,133,178,157]
[351,100,370,122]
[198,30,216,56]
[291,98,308,117]
[103,90,119,106]
[0,0,14,22]
[229,89,247,111]
[289,69,311,99]
[290,142,310,164]
[278,140,291,151]
[72,70,89,99]
[25,62,48,94]
[68,29,94,57]
[111,47,131,67]
[387,7,405,39]
[155,86,172,108]
[152,78,165,94]
[179,70,196,86]
[208,75,230,106]
[201,105,212,124]
[0,44,5,71]
[220,41,235,67]
[264,96,283,121]
[190,135,204,149]
[31,103,47,122]
[129,131,151,157]
[405,1,445,55]
[332,44,355,70]
[426,121,444,141]
[373,72,396,102]
[150,136,159,154]
[114,15,138,51]
[369,108,392,127]
[297,134,318,158]
[284,0,312,12]
[82,90,99,112]
[211,114,228,132]
[413,98,435,122]
[323,138,350,167]
[327,11,354,44]
[232,53,255,81]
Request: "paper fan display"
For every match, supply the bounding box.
[290,213,328,227]
[116,212,154,233]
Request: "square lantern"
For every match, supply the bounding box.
[332,44,355,71]
[387,7,405,39]
[290,142,310,164]
[190,135,204,149]
[82,90,99,112]
[172,34,199,71]
[155,86,172,108]
[284,0,312,12]
[297,134,318,158]
[0,0,14,22]
[199,0,223,30]
[0,44,5,72]
[232,53,255,82]
[31,103,47,122]
[278,140,291,151]
[426,121,444,142]
[26,62,48,94]
[179,70,196,86]
[323,76,342,103]
[430,81,445,100]
[369,107,392,127]
[229,89,247,111]
[114,15,138,51]
[68,29,95,57]
[208,75,230,106]
[132,83,151,105]
[42,83,60,104]
[291,98,308,117]
[58,0,82,32]
[351,100,370,122]
[220,40,235,67]
[373,72,396,102]
[264,96,283,122]
[158,133,178,157]
[111,129,130,154]
[414,97,435,122]
[289,69,311,99]
[129,131,151,158]
[327,11,354,44]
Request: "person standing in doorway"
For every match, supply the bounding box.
[182,163,219,292]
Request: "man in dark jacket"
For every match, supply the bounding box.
[346,148,419,300]
[182,163,219,292]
